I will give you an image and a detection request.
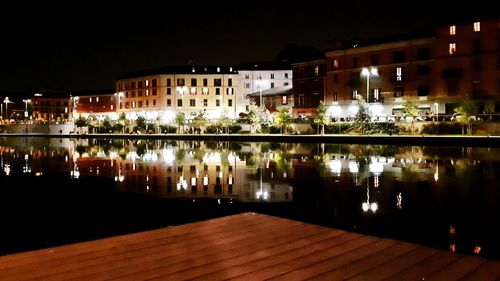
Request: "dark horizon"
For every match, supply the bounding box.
[0,1,495,93]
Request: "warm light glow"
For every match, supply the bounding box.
[349,161,359,173]
[473,21,480,32]
[474,246,481,254]
[328,158,342,175]
[256,189,269,200]
[449,43,456,54]
[449,25,456,35]
[203,175,208,186]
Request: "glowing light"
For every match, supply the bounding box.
[203,175,208,186]
[473,246,481,254]
[256,189,269,200]
[349,161,359,174]
[396,192,402,209]
[162,148,175,164]
[328,158,341,175]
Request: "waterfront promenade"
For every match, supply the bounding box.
[0,212,498,280]
[1,132,500,147]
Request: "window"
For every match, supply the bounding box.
[333,74,338,83]
[270,82,275,88]
[283,82,289,86]
[146,100,149,107]
[145,89,148,96]
[332,59,339,70]
[216,99,220,107]
[333,92,337,101]
[203,78,208,86]
[166,79,171,86]
[417,85,429,96]
[190,87,197,95]
[417,48,429,60]
[132,101,136,108]
[396,67,402,81]
[473,58,481,72]
[152,79,157,87]
[473,39,480,53]
[228,99,233,107]
[167,99,171,106]
[245,74,250,79]
[373,89,380,101]
[450,25,456,35]
[352,90,358,100]
[214,79,222,86]
[167,88,171,95]
[285,73,289,78]
[394,86,404,97]
[202,87,209,95]
[417,65,430,75]
[270,74,274,79]
[282,96,288,105]
[138,90,142,97]
[226,88,234,95]
[370,54,379,65]
[89,97,92,103]
[474,21,480,32]
[191,78,197,86]
[153,100,156,106]
[449,43,456,54]
[152,89,157,96]
[393,51,405,63]
[215,88,220,95]
[190,99,195,107]
[228,78,232,86]
[298,94,304,106]
[245,82,250,88]
[352,57,357,68]
[177,78,185,86]
[203,99,208,106]
[177,99,183,107]
[138,101,143,108]
[314,66,319,76]
[145,80,149,87]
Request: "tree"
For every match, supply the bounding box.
[135,116,147,132]
[274,106,293,134]
[245,103,261,133]
[454,97,479,135]
[403,100,419,134]
[174,112,186,134]
[192,111,207,134]
[74,116,87,134]
[352,96,371,135]
[217,110,233,134]
[314,101,331,135]
[116,112,128,133]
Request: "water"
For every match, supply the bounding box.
[0,137,498,260]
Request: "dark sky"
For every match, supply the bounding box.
[0,1,495,92]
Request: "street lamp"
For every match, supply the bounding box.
[3,97,13,121]
[255,78,268,109]
[361,67,378,103]
[434,102,439,122]
[23,99,31,119]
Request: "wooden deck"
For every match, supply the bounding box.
[0,212,498,280]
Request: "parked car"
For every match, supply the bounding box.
[451,113,477,122]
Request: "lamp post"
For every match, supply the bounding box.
[23,99,31,119]
[434,102,439,122]
[3,97,12,121]
[361,67,378,103]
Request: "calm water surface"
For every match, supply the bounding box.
[0,137,498,260]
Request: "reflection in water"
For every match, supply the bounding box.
[0,137,499,259]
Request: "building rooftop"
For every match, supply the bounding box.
[117,65,238,80]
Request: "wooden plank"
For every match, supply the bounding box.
[98,222,332,281]
[346,246,439,281]
[0,212,257,269]
[459,260,500,281]
[189,232,362,280]
[425,255,487,281]
[0,215,291,281]
[383,250,462,281]
[0,212,496,281]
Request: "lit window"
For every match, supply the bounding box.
[352,90,358,99]
[449,43,457,54]
[146,89,149,96]
[217,67,220,72]
[374,89,380,100]
[96,97,99,102]
[146,80,149,87]
[271,74,275,79]
[203,87,209,95]
[474,21,480,32]
[282,96,288,105]
[314,66,319,76]
[132,101,136,108]
[396,67,402,81]
[333,59,339,70]
[449,25,456,35]
[190,87,196,95]
[89,97,92,103]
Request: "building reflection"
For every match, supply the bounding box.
[0,139,498,258]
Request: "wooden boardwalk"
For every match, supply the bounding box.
[0,212,498,280]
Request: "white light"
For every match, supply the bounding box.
[203,175,208,186]
[369,163,384,174]
[349,161,359,173]
[328,159,342,175]
[370,202,378,212]
[362,202,369,212]
[162,148,174,164]
[256,190,269,200]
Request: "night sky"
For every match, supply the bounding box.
[0,1,495,92]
